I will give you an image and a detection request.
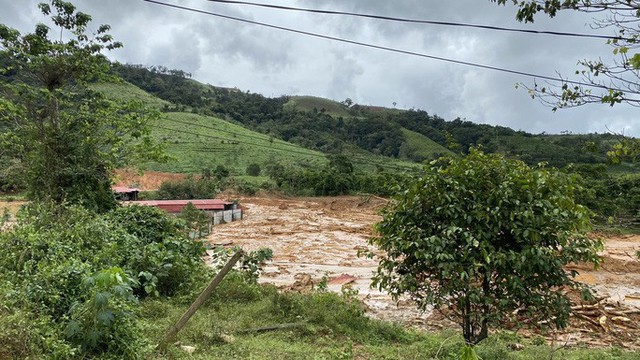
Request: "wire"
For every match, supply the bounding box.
[142,0,640,96]
[203,0,628,41]
[151,121,421,171]
[161,114,307,150]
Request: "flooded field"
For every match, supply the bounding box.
[206,195,640,348]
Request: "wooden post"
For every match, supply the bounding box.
[157,250,244,350]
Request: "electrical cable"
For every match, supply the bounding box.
[150,121,421,171]
[161,114,309,150]
[143,0,640,96]
[203,0,628,41]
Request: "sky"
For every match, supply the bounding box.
[1,0,638,136]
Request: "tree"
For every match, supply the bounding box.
[370,150,602,347]
[494,1,640,109]
[214,164,230,180]
[0,1,164,212]
[246,163,261,176]
[179,202,211,239]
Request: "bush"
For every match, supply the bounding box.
[246,163,261,176]
[156,174,219,200]
[64,268,141,358]
[106,205,207,297]
[0,202,208,357]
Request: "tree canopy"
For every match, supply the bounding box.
[0,0,165,211]
[371,150,602,346]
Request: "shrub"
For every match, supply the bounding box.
[0,202,208,357]
[64,268,141,358]
[156,174,219,200]
[372,149,602,346]
[246,163,261,176]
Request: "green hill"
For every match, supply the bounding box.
[110,63,638,173]
[399,128,453,161]
[145,111,328,174]
[95,82,419,175]
[92,82,169,109]
[284,96,351,117]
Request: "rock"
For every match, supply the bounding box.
[180,345,196,354]
[220,333,235,343]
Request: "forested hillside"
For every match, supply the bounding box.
[111,63,626,168]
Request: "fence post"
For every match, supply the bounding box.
[157,250,244,350]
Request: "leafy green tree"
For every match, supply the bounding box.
[246,163,261,176]
[371,150,602,347]
[0,0,164,212]
[179,201,211,239]
[328,154,354,175]
[214,164,230,180]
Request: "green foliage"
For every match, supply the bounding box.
[0,1,164,212]
[64,268,141,358]
[570,165,640,230]
[269,160,413,197]
[0,201,206,357]
[493,1,640,110]
[214,164,230,180]
[156,174,219,200]
[371,149,602,345]
[208,246,273,284]
[240,248,274,283]
[246,163,261,176]
[106,205,207,297]
[179,202,211,239]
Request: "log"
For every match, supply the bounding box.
[237,322,307,334]
[157,250,244,350]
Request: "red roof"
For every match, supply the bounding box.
[125,199,234,213]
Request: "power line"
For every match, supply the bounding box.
[151,121,420,171]
[203,0,627,41]
[161,114,305,150]
[143,0,640,96]
[159,115,422,170]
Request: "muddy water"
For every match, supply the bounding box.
[206,196,640,335]
[205,196,431,326]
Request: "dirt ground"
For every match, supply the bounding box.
[113,169,186,190]
[205,195,640,349]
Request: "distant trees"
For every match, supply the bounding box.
[114,62,625,168]
[372,150,601,349]
[268,157,411,197]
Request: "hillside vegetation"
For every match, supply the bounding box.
[111,63,635,171]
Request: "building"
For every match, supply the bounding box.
[113,186,140,201]
[124,199,243,225]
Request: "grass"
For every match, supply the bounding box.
[142,111,328,174]
[285,96,351,117]
[400,128,453,161]
[137,274,640,359]
[91,81,170,109]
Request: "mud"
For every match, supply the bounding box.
[205,195,640,348]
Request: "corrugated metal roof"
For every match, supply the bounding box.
[124,199,234,213]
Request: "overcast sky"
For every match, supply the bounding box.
[1,0,638,136]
